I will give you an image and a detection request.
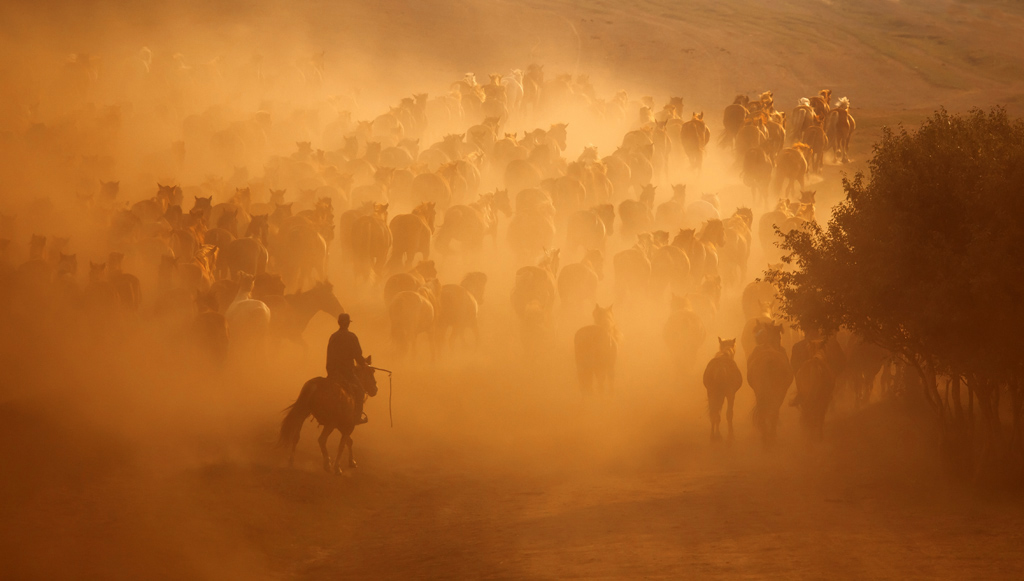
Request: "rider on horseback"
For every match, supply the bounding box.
[326,313,368,424]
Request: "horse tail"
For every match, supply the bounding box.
[279,378,318,448]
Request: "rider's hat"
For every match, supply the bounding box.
[338,313,351,326]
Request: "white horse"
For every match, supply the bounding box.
[226,273,271,353]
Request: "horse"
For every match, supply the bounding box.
[801,124,828,174]
[719,209,753,286]
[663,294,706,375]
[655,184,687,232]
[613,235,652,304]
[273,219,328,291]
[565,204,614,257]
[680,112,711,173]
[746,321,793,446]
[770,144,811,199]
[741,277,780,322]
[436,272,488,349]
[225,272,272,353]
[506,201,556,266]
[350,203,392,283]
[794,340,836,439]
[574,305,621,394]
[844,333,887,407]
[558,248,603,316]
[826,97,855,163]
[720,97,749,149]
[739,144,772,207]
[262,280,344,346]
[649,241,690,300]
[434,190,511,256]
[218,216,269,279]
[278,356,380,473]
[389,286,437,358]
[787,99,815,145]
[618,185,656,241]
[511,249,559,345]
[703,338,743,441]
[383,259,437,306]
[388,201,436,271]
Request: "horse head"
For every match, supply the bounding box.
[311,280,344,318]
[717,337,737,357]
[358,355,380,397]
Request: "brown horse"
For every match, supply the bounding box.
[262,280,344,346]
[680,112,711,173]
[771,144,811,199]
[383,259,438,306]
[720,97,749,149]
[720,209,752,286]
[613,234,652,304]
[618,185,656,241]
[566,204,614,256]
[826,97,855,163]
[703,338,743,441]
[663,294,706,375]
[350,203,391,282]
[511,249,559,345]
[388,201,436,271]
[574,305,620,394]
[437,272,488,349]
[279,356,380,473]
[794,340,836,439]
[435,190,511,255]
[746,321,793,446]
[558,248,604,315]
[801,124,828,174]
[743,146,774,208]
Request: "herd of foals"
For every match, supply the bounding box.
[1,52,880,473]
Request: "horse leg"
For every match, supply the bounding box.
[726,393,735,442]
[347,434,357,468]
[333,432,349,474]
[318,426,333,472]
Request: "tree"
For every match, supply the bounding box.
[767,108,1024,479]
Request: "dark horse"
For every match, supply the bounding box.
[279,355,380,473]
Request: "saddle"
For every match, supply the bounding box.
[325,375,368,424]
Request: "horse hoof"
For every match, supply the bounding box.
[348,461,358,469]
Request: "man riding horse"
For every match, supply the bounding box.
[326,313,369,424]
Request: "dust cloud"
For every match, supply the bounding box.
[2,1,1024,579]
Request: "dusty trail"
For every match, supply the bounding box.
[3,0,1024,579]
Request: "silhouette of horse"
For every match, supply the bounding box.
[511,249,559,345]
[771,144,811,199]
[746,321,793,446]
[663,294,706,375]
[388,201,436,271]
[263,280,344,346]
[826,97,855,163]
[437,272,487,350]
[794,340,836,439]
[279,356,380,473]
[703,338,743,441]
[574,305,620,394]
[680,112,711,173]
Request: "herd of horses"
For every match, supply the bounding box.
[0,50,880,471]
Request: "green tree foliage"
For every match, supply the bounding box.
[768,108,1024,474]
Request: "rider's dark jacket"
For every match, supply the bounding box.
[327,328,363,382]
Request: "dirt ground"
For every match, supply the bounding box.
[3,0,1024,579]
